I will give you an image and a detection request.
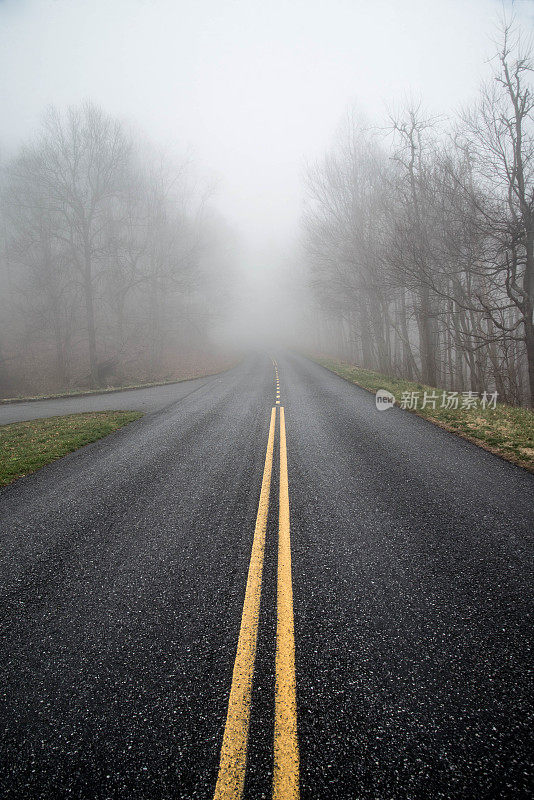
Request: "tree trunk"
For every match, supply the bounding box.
[54,323,68,389]
[359,298,373,369]
[0,342,12,397]
[417,282,437,386]
[525,316,534,408]
[524,222,534,407]
[399,288,417,380]
[83,243,98,387]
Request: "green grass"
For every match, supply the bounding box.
[0,411,143,486]
[314,357,534,473]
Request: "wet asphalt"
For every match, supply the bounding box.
[0,376,212,425]
[0,352,532,799]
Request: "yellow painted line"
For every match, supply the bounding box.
[214,408,277,800]
[273,406,299,800]
[276,400,280,404]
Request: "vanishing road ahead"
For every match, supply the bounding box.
[1,353,532,799]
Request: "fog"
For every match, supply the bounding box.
[1,0,533,402]
[2,0,527,239]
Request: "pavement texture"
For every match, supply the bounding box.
[0,377,212,425]
[0,352,532,799]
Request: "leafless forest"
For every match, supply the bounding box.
[304,25,534,406]
[0,103,235,396]
[1,19,533,406]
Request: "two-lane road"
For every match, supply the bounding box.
[0,353,532,799]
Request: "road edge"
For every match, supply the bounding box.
[308,354,534,475]
[1,360,241,406]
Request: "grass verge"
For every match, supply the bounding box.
[0,411,143,487]
[313,356,534,473]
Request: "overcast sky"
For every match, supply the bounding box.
[1,0,533,264]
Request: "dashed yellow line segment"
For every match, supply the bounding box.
[273,406,299,799]
[213,408,276,800]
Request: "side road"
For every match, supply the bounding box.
[0,372,229,425]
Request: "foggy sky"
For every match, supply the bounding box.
[1,0,533,268]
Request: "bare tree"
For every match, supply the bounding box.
[36,103,133,385]
[1,102,236,396]
[302,21,533,407]
[459,20,534,403]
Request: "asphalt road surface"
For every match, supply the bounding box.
[0,353,532,799]
[0,376,213,425]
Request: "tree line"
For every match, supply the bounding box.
[0,102,234,396]
[303,23,534,406]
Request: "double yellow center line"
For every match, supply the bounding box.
[214,367,299,799]
[274,405,299,799]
